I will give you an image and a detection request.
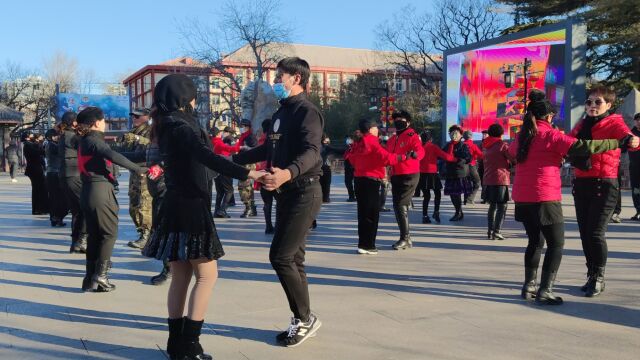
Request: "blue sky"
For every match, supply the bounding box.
[1,0,435,84]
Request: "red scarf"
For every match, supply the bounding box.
[482,136,502,149]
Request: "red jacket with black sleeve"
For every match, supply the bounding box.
[420,142,456,173]
[464,139,483,166]
[347,133,401,179]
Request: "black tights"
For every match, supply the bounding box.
[423,190,441,215]
[450,194,462,213]
[523,221,564,273]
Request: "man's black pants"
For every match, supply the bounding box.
[271,179,322,322]
[214,175,234,212]
[355,177,381,250]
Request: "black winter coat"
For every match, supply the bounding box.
[59,130,80,178]
[443,141,471,179]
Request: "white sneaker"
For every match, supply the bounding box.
[11,179,17,183]
[357,248,378,255]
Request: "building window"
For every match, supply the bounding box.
[310,72,323,90]
[328,74,339,91]
[410,79,419,92]
[136,79,142,96]
[143,73,152,92]
[211,77,221,89]
[211,94,221,106]
[395,78,404,92]
[144,92,152,107]
[235,72,245,89]
[155,73,166,87]
[343,74,357,83]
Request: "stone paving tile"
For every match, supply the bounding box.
[1,173,639,359]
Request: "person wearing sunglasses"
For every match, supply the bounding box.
[569,85,640,298]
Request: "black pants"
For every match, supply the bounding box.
[214,175,234,213]
[9,161,18,179]
[344,165,355,200]
[63,176,87,239]
[82,181,119,262]
[516,203,565,273]
[465,165,481,203]
[379,181,390,209]
[391,174,420,208]
[355,177,381,250]
[27,170,49,214]
[319,165,332,202]
[573,178,618,268]
[418,175,441,215]
[271,180,321,322]
[46,172,68,222]
[613,173,622,215]
[415,173,425,197]
[631,164,640,213]
[261,187,274,227]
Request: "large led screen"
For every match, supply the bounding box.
[445,28,569,139]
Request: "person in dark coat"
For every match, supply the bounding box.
[481,124,512,240]
[45,129,68,227]
[442,125,472,221]
[4,140,20,182]
[22,132,49,215]
[141,74,264,360]
[59,111,88,253]
[629,113,640,221]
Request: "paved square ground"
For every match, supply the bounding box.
[0,173,639,359]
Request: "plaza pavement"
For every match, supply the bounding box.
[0,172,639,360]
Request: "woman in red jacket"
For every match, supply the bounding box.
[347,119,410,254]
[569,85,639,297]
[509,90,623,305]
[418,130,456,223]
[482,124,511,240]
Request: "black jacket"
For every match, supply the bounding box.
[78,131,142,185]
[233,93,324,179]
[45,141,62,173]
[159,114,249,200]
[23,141,45,177]
[59,130,80,178]
[443,141,471,179]
[630,127,640,169]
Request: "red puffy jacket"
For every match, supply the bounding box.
[465,139,483,166]
[570,113,631,179]
[420,142,456,173]
[211,136,239,156]
[386,128,424,176]
[346,133,400,179]
[482,137,511,186]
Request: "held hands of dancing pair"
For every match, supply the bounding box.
[248,168,289,191]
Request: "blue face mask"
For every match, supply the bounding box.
[273,83,290,100]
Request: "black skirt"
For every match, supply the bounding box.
[422,173,443,191]
[142,190,224,261]
[514,201,564,226]
[444,178,473,196]
[484,185,510,203]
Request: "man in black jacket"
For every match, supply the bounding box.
[233,57,323,348]
[630,113,640,220]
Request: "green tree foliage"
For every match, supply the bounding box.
[498,0,640,92]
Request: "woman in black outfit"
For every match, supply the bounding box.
[442,125,471,221]
[22,133,49,215]
[76,107,147,293]
[141,74,264,360]
[59,111,88,253]
[44,129,68,227]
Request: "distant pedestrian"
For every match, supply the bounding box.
[4,140,20,182]
[22,132,49,215]
[481,124,511,240]
[44,129,68,227]
[442,125,471,221]
[463,130,483,205]
[418,130,455,224]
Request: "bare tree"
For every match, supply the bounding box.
[42,50,78,93]
[0,61,57,127]
[178,0,290,121]
[78,68,98,94]
[376,0,508,89]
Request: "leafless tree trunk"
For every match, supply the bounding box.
[42,50,78,93]
[376,0,507,89]
[178,0,290,123]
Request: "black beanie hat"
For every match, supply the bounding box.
[77,107,104,126]
[358,118,376,133]
[61,111,77,126]
[153,74,197,113]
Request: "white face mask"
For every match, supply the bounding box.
[346,139,353,145]
[240,127,247,134]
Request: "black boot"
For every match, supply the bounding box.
[392,205,412,250]
[487,203,495,239]
[585,266,605,297]
[535,270,563,305]
[432,211,440,223]
[214,192,232,218]
[167,317,184,360]
[180,317,213,360]
[264,205,274,234]
[580,263,594,292]
[128,229,150,249]
[422,215,431,224]
[151,262,172,286]
[90,260,116,292]
[521,267,537,300]
[492,203,507,240]
[82,261,95,292]
[70,233,88,254]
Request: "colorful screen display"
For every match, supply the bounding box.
[445,29,567,139]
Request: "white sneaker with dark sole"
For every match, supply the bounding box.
[357,248,378,255]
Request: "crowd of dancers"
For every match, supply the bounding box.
[6,54,640,358]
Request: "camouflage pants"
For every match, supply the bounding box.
[238,164,256,206]
[129,171,153,232]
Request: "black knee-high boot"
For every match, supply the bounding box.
[487,202,496,239]
[422,191,431,223]
[450,195,463,221]
[180,318,213,360]
[536,270,563,305]
[493,203,507,240]
[392,205,412,250]
[91,260,116,292]
[167,317,184,360]
[433,190,441,222]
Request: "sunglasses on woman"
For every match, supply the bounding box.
[585,99,605,107]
